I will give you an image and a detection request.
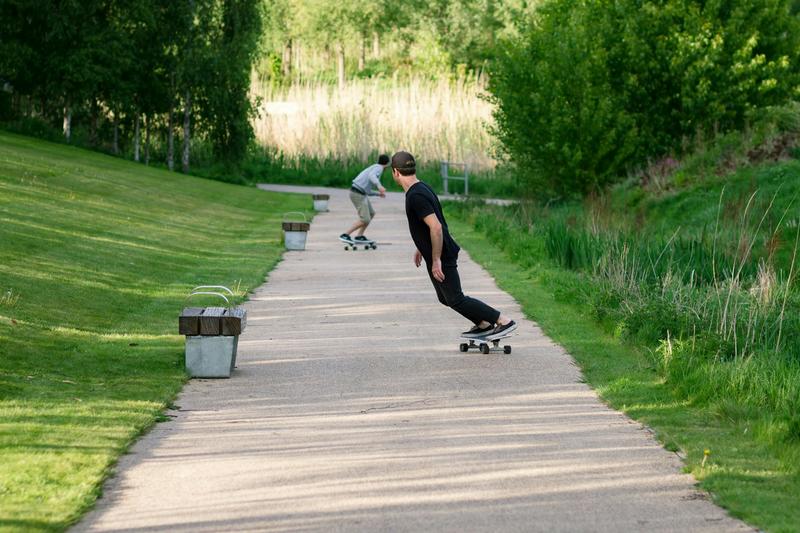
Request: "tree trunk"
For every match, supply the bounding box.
[12,92,21,116]
[144,114,150,165]
[63,102,72,143]
[283,39,292,78]
[182,90,191,173]
[372,32,380,58]
[134,111,141,162]
[359,36,366,71]
[167,107,175,171]
[336,43,345,88]
[183,0,194,173]
[89,99,98,147]
[113,109,120,155]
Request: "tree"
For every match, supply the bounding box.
[489,0,800,198]
[204,0,264,163]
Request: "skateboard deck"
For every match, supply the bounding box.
[340,236,377,250]
[459,333,513,354]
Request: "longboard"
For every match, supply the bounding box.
[459,333,513,354]
[339,236,377,250]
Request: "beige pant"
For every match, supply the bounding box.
[349,190,375,223]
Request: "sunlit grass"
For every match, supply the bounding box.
[0,131,312,531]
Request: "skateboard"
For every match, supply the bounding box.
[459,333,513,354]
[340,236,377,250]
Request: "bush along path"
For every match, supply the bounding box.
[75,185,749,532]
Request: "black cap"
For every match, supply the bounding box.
[391,151,416,173]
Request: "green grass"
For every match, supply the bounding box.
[446,211,800,532]
[0,131,312,531]
[446,155,800,532]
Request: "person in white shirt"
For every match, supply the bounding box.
[340,154,389,243]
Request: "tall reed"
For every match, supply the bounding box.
[250,75,497,171]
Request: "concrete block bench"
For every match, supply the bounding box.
[282,212,311,250]
[312,194,330,212]
[179,287,247,378]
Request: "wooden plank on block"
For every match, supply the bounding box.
[199,307,226,335]
[179,307,204,335]
[312,194,330,200]
[222,307,247,335]
[282,221,310,232]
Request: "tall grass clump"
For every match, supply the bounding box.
[251,74,496,171]
[448,184,800,445]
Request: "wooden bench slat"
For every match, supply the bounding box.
[199,307,226,336]
[282,221,310,232]
[179,307,205,335]
[221,307,247,336]
[181,306,246,336]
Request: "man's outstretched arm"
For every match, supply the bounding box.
[423,213,445,281]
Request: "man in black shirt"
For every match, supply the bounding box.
[391,151,517,340]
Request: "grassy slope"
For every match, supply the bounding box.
[0,132,311,531]
[620,161,800,269]
[446,160,800,532]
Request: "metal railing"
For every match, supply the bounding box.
[440,161,469,195]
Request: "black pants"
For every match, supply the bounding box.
[427,261,501,325]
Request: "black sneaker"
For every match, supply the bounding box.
[339,233,353,243]
[462,324,494,338]
[354,235,370,242]
[486,320,517,340]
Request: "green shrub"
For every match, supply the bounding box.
[489,0,800,198]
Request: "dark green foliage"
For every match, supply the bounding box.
[0,0,263,168]
[0,91,11,121]
[489,0,800,198]
[203,0,263,163]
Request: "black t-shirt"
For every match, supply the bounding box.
[405,181,460,265]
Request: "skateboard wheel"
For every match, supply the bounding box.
[459,343,469,352]
[480,343,490,354]
[504,345,512,354]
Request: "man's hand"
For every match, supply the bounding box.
[413,250,422,268]
[431,258,445,282]
[379,186,386,198]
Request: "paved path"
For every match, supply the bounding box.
[75,185,749,532]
